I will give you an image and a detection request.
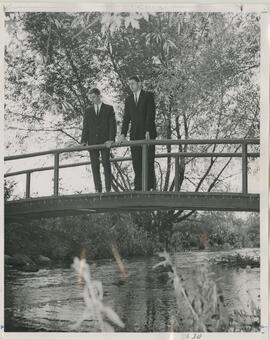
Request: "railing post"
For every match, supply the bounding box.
[54,153,59,196]
[142,143,148,191]
[26,172,31,198]
[174,155,180,191]
[242,142,248,194]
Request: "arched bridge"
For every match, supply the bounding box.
[4,139,260,222]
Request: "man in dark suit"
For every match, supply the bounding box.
[81,88,116,193]
[118,76,157,190]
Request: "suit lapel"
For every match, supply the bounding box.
[132,94,137,107]
[89,106,98,124]
[99,103,104,116]
[90,104,104,118]
[132,90,144,108]
[137,90,144,108]
[90,106,96,117]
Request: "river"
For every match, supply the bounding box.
[4,248,260,332]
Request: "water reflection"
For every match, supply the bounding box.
[5,248,260,332]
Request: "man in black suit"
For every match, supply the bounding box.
[81,88,116,193]
[118,76,157,190]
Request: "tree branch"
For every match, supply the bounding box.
[173,209,195,222]
[8,126,80,143]
[106,40,129,93]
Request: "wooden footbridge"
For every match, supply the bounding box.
[4,139,260,222]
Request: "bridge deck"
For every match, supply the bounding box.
[5,191,260,222]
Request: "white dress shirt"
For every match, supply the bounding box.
[134,90,141,105]
[94,102,102,115]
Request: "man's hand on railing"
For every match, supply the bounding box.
[105,140,114,148]
[116,134,127,145]
[145,131,150,140]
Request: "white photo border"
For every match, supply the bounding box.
[0,2,269,340]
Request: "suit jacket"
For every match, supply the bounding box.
[121,89,157,140]
[81,103,116,145]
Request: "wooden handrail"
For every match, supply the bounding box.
[4,138,259,161]
[4,138,260,198]
[4,152,259,178]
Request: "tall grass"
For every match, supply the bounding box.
[154,251,260,332]
[71,251,260,332]
[71,256,124,332]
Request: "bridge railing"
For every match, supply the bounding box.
[4,139,259,199]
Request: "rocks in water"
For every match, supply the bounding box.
[112,278,127,287]
[9,254,34,267]
[5,253,39,272]
[211,253,260,268]
[156,271,169,283]
[37,255,51,265]
[153,265,172,283]
[222,243,232,251]
[112,273,131,287]
[5,253,53,272]
[20,264,39,272]
[4,254,13,265]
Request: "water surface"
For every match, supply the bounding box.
[5,248,260,332]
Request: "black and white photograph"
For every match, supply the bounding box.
[1,2,269,337]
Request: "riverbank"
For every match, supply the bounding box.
[5,212,259,270]
[4,247,260,274]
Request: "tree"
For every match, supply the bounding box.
[4,178,16,201]
[5,12,260,247]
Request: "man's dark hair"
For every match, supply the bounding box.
[89,88,101,96]
[128,75,141,83]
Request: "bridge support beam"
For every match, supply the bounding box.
[5,192,260,223]
[54,153,59,196]
[242,143,248,194]
[174,155,180,191]
[142,144,148,191]
[25,172,31,199]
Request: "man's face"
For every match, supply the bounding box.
[128,79,141,93]
[89,93,100,105]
